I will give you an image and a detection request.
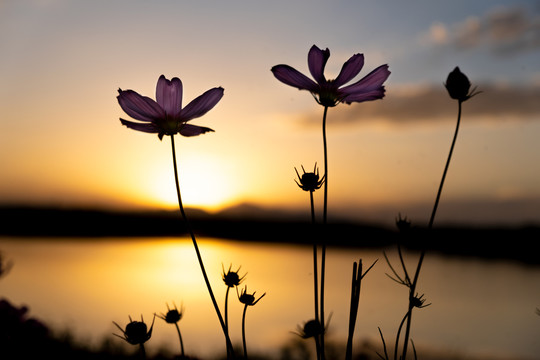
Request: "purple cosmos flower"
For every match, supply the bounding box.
[271,45,390,107]
[118,75,224,140]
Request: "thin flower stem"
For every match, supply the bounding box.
[225,286,231,334]
[242,304,248,359]
[170,135,235,358]
[314,335,322,360]
[394,310,411,360]
[310,190,316,224]
[401,261,422,360]
[401,301,417,360]
[411,339,418,360]
[175,322,185,357]
[377,327,390,360]
[322,106,329,225]
[428,100,462,230]
[397,244,411,286]
[320,105,329,360]
[310,190,321,360]
[139,343,146,359]
[401,101,462,360]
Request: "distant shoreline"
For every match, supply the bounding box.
[1,205,539,265]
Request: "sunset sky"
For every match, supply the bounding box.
[1,0,539,227]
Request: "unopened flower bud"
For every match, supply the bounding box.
[411,293,431,308]
[296,319,325,339]
[445,67,480,102]
[113,315,155,345]
[222,264,246,287]
[237,286,265,306]
[125,321,150,344]
[395,213,411,233]
[295,163,325,192]
[158,303,183,324]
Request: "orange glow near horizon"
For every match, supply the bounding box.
[145,154,241,212]
[1,1,539,227]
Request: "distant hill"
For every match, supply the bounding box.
[0,203,385,241]
[1,204,539,265]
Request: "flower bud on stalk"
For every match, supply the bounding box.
[445,67,480,102]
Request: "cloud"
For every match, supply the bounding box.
[296,83,540,127]
[423,5,540,56]
[425,22,449,45]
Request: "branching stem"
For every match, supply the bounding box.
[400,101,462,360]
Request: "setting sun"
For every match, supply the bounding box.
[148,153,238,211]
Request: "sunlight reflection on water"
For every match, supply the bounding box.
[1,237,539,359]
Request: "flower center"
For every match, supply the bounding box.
[316,80,339,107]
[157,115,181,135]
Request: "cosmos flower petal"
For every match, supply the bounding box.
[308,45,330,84]
[117,90,165,122]
[333,53,364,88]
[120,118,159,133]
[179,124,214,137]
[180,87,224,122]
[156,75,183,117]
[339,64,390,95]
[271,65,319,91]
[338,65,390,103]
[340,88,387,103]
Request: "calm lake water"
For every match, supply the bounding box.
[1,236,539,359]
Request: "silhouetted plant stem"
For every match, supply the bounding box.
[394,309,411,360]
[309,189,321,360]
[170,135,235,358]
[401,255,424,360]
[309,190,316,224]
[320,105,329,360]
[428,100,462,230]
[322,107,329,224]
[314,334,322,360]
[397,245,411,285]
[400,101,462,360]
[139,343,146,359]
[377,327,390,360]
[175,322,185,357]
[225,286,231,333]
[241,304,249,359]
